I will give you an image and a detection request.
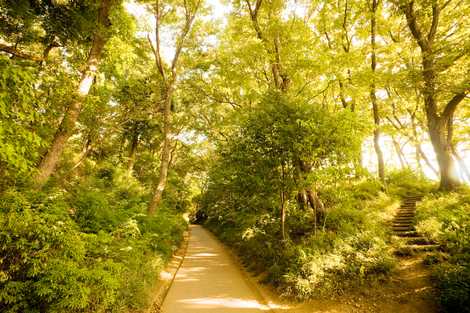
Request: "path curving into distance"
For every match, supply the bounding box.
[161,225,272,313]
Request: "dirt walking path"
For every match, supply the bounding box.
[161,225,272,313]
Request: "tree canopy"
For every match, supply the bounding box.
[0,0,469,312]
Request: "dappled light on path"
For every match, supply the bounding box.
[178,297,272,310]
[161,225,281,312]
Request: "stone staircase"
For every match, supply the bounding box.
[392,195,439,255]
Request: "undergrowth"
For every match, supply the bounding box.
[0,165,186,313]
[415,188,470,313]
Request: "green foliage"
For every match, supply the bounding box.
[203,169,397,298]
[386,168,435,197]
[415,189,470,312]
[0,182,186,313]
[432,263,470,313]
[0,57,43,178]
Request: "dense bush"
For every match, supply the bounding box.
[415,189,470,313]
[0,171,186,313]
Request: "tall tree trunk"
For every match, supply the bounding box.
[127,131,139,173]
[146,0,199,214]
[426,115,457,189]
[148,89,173,215]
[422,48,458,189]
[370,0,385,182]
[400,2,467,190]
[34,0,113,187]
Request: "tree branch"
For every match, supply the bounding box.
[441,90,469,121]
[151,0,167,81]
[0,43,44,62]
[171,0,201,73]
[427,0,440,43]
[245,0,266,42]
[401,1,428,51]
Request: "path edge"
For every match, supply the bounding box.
[146,226,191,313]
[203,226,281,313]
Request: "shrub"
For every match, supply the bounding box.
[72,190,117,233]
[0,206,121,313]
[0,185,186,313]
[432,263,470,313]
[415,189,470,313]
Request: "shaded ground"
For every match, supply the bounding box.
[162,225,438,313]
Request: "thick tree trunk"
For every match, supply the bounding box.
[426,112,458,189]
[400,2,466,190]
[148,90,173,215]
[34,0,112,187]
[422,50,458,189]
[370,0,385,182]
[306,188,326,219]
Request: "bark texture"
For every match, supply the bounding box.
[34,0,113,187]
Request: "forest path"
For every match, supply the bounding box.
[161,225,273,313]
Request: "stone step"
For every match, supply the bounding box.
[393,227,415,232]
[394,230,419,237]
[393,220,414,224]
[392,222,413,228]
[406,237,434,245]
[395,244,439,256]
[393,225,414,229]
[395,219,415,222]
